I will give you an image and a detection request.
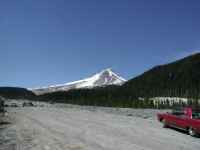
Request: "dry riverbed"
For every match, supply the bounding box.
[0,103,200,150]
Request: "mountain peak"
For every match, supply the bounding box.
[102,68,112,72]
[31,68,126,95]
[98,68,113,75]
[100,68,126,80]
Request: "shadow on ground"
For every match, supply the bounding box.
[168,127,200,138]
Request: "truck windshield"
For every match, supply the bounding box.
[192,111,200,119]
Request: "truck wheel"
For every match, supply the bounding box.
[162,119,168,128]
[188,127,197,137]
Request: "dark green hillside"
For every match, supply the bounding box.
[0,87,36,100]
[123,53,200,98]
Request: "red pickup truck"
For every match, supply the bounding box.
[157,107,200,137]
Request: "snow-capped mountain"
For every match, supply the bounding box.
[30,68,126,95]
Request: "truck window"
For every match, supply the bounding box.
[172,109,184,116]
[192,111,200,119]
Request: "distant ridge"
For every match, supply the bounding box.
[122,52,200,98]
[0,87,36,99]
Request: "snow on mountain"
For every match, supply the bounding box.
[30,68,126,95]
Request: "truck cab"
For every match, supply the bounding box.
[157,107,200,137]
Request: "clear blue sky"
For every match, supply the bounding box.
[0,0,200,88]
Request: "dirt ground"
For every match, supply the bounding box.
[0,105,200,150]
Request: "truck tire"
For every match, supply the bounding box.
[188,127,197,137]
[162,119,168,128]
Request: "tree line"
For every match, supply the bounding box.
[1,53,200,108]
